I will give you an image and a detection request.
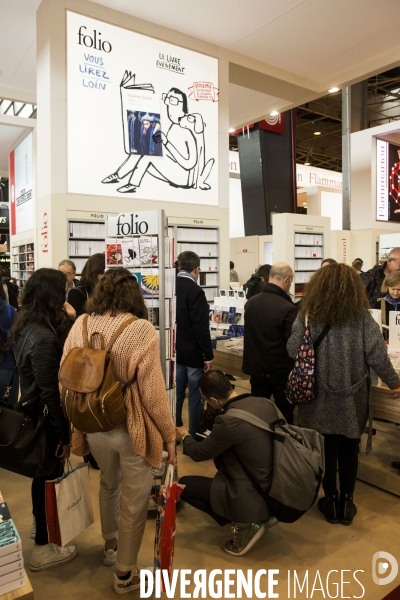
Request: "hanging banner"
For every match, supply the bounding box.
[67,12,219,205]
[259,114,285,133]
[9,132,34,235]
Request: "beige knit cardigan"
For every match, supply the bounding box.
[62,312,176,467]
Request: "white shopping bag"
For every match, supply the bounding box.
[50,463,94,546]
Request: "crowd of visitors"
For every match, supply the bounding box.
[2,246,400,588]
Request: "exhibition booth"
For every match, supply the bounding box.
[2,1,400,598]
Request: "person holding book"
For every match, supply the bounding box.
[176,251,214,439]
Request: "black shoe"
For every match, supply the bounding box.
[317,495,339,524]
[391,461,400,470]
[339,494,357,525]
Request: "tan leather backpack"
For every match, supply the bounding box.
[59,315,137,433]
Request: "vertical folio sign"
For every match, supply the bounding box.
[67,11,219,205]
[9,132,34,234]
[376,139,388,221]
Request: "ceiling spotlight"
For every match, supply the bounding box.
[328,87,340,93]
[302,202,307,205]
[314,131,321,136]
[304,161,310,166]
[270,111,279,116]
[229,128,235,133]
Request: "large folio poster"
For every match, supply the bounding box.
[9,132,34,235]
[67,12,219,205]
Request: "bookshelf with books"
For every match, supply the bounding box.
[68,220,106,275]
[11,241,35,290]
[168,222,220,303]
[106,211,176,419]
[272,213,331,300]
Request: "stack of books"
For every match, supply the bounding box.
[0,502,25,595]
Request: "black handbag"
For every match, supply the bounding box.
[0,401,61,478]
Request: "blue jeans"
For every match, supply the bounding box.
[0,368,19,408]
[176,364,204,438]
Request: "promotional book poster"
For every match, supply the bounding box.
[67,12,219,205]
[376,138,400,223]
[9,132,34,235]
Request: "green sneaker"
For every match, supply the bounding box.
[224,522,265,556]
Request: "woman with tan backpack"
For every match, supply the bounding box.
[62,268,176,595]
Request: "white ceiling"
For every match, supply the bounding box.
[1,0,400,132]
[229,84,286,123]
[0,124,30,171]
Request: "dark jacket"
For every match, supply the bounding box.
[15,322,70,445]
[0,300,17,370]
[360,263,387,308]
[243,274,264,299]
[183,393,275,522]
[67,285,89,318]
[243,283,298,376]
[4,279,19,310]
[176,273,213,368]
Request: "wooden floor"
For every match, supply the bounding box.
[1,400,400,598]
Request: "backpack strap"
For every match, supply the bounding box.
[313,324,331,350]
[227,407,283,433]
[82,315,90,348]
[105,317,138,352]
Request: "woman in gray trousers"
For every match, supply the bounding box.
[287,263,400,526]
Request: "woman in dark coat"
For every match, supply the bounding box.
[287,264,400,526]
[67,253,105,318]
[12,269,77,571]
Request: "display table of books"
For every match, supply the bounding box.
[0,493,33,600]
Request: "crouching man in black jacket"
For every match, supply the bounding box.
[176,370,278,557]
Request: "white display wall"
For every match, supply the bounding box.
[67,11,219,205]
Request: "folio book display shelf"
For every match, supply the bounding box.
[167,219,220,304]
[272,213,331,300]
[11,241,35,291]
[106,210,176,420]
[68,219,106,276]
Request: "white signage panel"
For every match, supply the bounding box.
[376,139,389,221]
[389,311,400,349]
[296,164,342,189]
[9,132,34,235]
[67,12,219,205]
[107,211,159,237]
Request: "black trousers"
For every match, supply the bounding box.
[31,461,63,545]
[322,434,360,497]
[250,373,294,424]
[179,476,230,527]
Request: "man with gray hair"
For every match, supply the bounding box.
[242,261,297,422]
[361,247,400,308]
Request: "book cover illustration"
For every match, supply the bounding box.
[139,236,159,265]
[141,269,159,297]
[228,306,236,324]
[106,240,123,266]
[221,310,229,324]
[233,311,242,325]
[209,309,214,322]
[0,505,11,524]
[128,271,142,287]
[145,298,160,327]
[214,309,222,323]
[122,238,140,268]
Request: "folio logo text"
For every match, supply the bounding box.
[372,552,398,586]
[78,26,112,53]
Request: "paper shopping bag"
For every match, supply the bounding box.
[154,465,185,591]
[46,463,94,546]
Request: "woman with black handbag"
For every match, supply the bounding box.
[11,268,78,571]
